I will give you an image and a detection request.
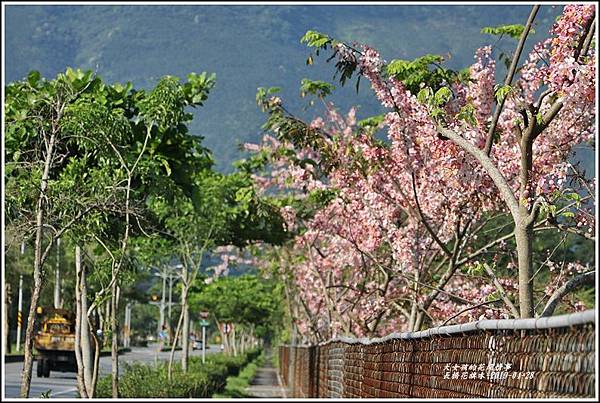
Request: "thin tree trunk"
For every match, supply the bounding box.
[231,325,237,356]
[110,282,120,397]
[168,305,185,380]
[4,283,11,355]
[181,289,189,372]
[79,251,94,396]
[89,327,101,398]
[74,245,89,398]
[516,132,535,318]
[19,132,56,398]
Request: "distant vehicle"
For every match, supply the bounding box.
[33,307,78,378]
[192,340,210,350]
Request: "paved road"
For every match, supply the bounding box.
[3,344,220,398]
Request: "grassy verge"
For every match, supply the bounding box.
[212,351,265,398]
[95,349,261,398]
[5,343,22,356]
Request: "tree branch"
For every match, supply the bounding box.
[440,299,502,326]
[438,126,520,217]
[484,5,540,155]
[540,271,595,317]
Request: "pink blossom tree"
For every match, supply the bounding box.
[243,5,594,342]
[297,4,595,322]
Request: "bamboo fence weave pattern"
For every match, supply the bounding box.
[278,310,596,398]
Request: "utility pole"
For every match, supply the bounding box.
[54,237,61,309]
[16,242,25,352]
[160,271,166,330]
[154,268,168,335]
[168,274,173,326]
[202,324,206,364]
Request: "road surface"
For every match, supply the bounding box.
[3,344,220,398]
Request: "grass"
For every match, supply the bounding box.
[5,343,25,356]
[212,352,265,398]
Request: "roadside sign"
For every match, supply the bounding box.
[199,319,210,327]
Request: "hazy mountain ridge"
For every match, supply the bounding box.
[5,5,565,171]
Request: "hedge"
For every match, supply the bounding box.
[96,349,261,398]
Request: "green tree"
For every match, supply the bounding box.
[189,275,284,353]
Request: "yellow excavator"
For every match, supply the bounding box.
[33,307,77,377]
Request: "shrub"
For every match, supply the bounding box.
[96,349,260,398]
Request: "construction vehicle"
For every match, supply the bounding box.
[33,307,77,377]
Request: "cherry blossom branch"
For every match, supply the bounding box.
[420,222,465,312]
[579,18,595,59]
[574,14,596,61]
[540,271,595,317]
[440,299,503,327]
[411,172,452,257]
[438,126,520,218]
[482,262,519,317]
[484,5,540,155]
[350,238,472,306]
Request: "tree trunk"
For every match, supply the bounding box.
[79,249,94,396]
[516,132,535,319]
[89,328,101,398]
[4,283,11,355]
[168,305,185,380]
[231,326,237,356]
[515,218,535,318]
[181,293,189,372]
[103,299,111,349]
[19,132,56,398]
[110,282,120,398]
[74,245,89,398]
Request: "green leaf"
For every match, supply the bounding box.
[536,112,543,125]
[300,79,335,99]
[161,159,172,176]
[494,84,512,103]
[358,114,385,128]
[456,102,478,126]
[300,30,332,49]
[433,86,452,105]
[27,71,41,87]
[417,87,433,104]
[481,24,534,39]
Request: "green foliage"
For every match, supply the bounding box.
[358,113,385,129]
[213,351,265,398]
[95,350,260,398]
[189,275,284,340]
[456,102,478,126]
[301,30,332,50]
[494,83,513,103]
[416,85,453,122]
[385,54,461,93]
[300,78,336,99]
[301,30,358,88]
[481,24,534,39]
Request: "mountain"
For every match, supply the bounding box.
[5,4,565,172]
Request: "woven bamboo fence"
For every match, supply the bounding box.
[278,310,596,398]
